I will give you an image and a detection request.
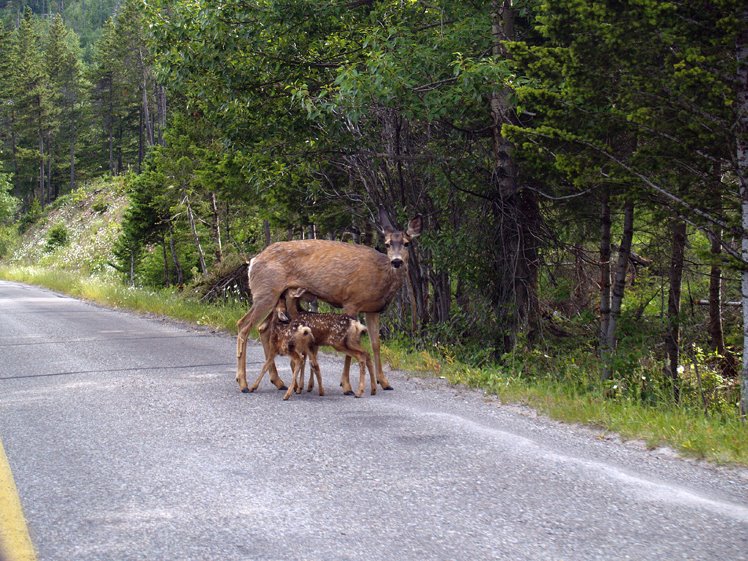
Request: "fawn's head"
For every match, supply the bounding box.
[378,207,422,270]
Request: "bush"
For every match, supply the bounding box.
[45,223,70,252]
[0,225,19,259]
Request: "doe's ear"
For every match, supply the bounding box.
[378,206,395,234]
[406,215,423,238]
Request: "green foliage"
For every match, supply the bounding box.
[44,222,69,251]
[1,0,746,456]
[17,198,42,232]
[0,165,18,224]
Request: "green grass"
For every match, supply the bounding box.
[382,339,748,466]
[2,265,747,466]
[0,266,245,333]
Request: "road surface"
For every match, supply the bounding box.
[0,280,746,560]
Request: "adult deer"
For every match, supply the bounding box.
[236,208,422,393]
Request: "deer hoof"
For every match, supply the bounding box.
[344,390,354,396]
[277,385,288,391]
[382,385,394,391]
[241,388,250,393]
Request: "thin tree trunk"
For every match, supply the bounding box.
[602,199,634,381]
[599,188,611,351]
[48,134,54,201]
[108,79,114,174]
[129,250,135,287]
[708,228,737,378]
[737,6,748,419]
[210,192,223,263]
[184,193,207,275]
[168,223,183,286]
[709,229,725,355]
[38,132,45,207]
[10,118,18,195]
[263,219,271,247]
[665,220,686,403]
[141,57,154,147]
[518,189,541,344]
[69,134,75,192]
[156,84,167,146]
[161,234,170,287]
[138,102,144,171]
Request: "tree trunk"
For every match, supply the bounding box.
[490,0,516,199]
[708,228,737,378]
[599,188,612,351]
[48,133,55,201]
[602,199,634,381]
[69,133,75,192]
[406,242,427,330]
[489,0,541,354]
[517,188,541,344]
[156,84,167,146]
[161,235,170,287]
[138,100,144,172]
[38,132,45,207]
[184,193,207,275]
[168,223,183,286]
[737,6,748,419]
[141,58,154,148]
[665,219,686,403]
[108,79,114,174]
[709,229,725,355]
[210,192,223,263]
[263,219,271,247]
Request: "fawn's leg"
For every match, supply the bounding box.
[283,356,300,401]
[295,355,304,393]
[249,358,275,393]
[308,352,324,396]
[259,324,287,390]
[340,356,354,395]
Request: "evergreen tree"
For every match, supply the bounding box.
[12,7,54,205]
[44,13,83,198]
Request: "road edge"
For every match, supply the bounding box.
[0,439,36,561]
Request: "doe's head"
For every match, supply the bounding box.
[378,207,422,270]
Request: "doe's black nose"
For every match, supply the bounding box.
[391,259,403,268]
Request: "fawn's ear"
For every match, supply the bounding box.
[406,215,423,238]
[288,287,307,299]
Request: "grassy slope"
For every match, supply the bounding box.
[8,177,128,276]
[1,178,746,466]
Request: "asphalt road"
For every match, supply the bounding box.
[0,279,747,561]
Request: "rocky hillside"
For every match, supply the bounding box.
[8,177,128,276]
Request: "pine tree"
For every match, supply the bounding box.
[13,7,54,206]
[0,20,18,191]
[44,13,85,197]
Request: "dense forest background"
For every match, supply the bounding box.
[1,0,746,418]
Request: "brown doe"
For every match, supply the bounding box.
[236,207,422,393]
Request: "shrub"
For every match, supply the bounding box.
[45,223,70,252]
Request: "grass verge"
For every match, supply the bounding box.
[0,266,244,333]
[2,265,747,466]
